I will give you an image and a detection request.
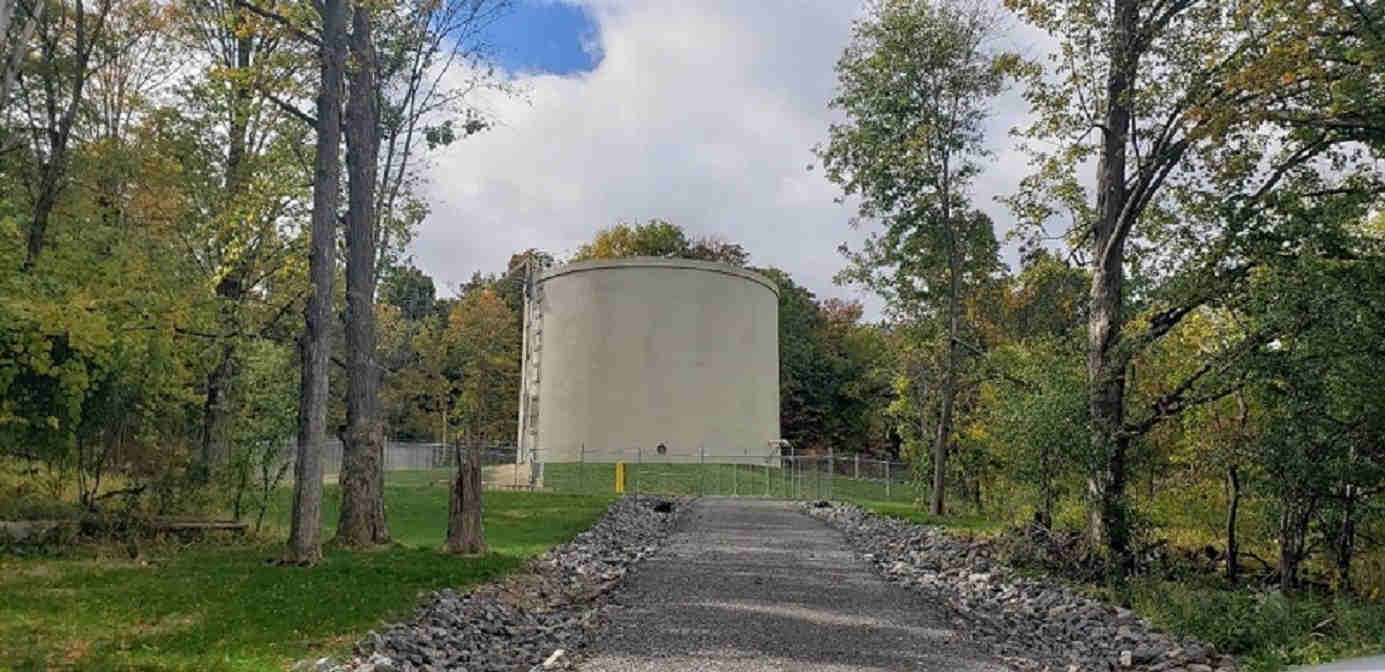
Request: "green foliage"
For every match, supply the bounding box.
[1130,580,1385,671]
[980,341,1088,521]
[821,0,1007,316]
[571,218,749,266]
[753,268,896,456]
[819,0,1009,235]
[381,284,520,443]
[443,289,521,441]
[380,262,437,321]
[224,341,298,530]
[573,219,692,261]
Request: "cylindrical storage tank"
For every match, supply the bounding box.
[532,257,779,464]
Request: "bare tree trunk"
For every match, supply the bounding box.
[932,279,959,516]
[200,344,237,474]
[1038,440,1053,529]
[0,0,15,47]
[931,159,959,517]
[335,0,389,548]
[1087,0,1138,584]
[283,0,346,566]
[1336,484,1357,593]
[1,0,43,114]
[446,442,486,554]
[1279,506,1298,592]
[1226,463,1240,583]
[1278,496,1311,592]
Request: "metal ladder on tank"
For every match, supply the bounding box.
[515,257,543,487]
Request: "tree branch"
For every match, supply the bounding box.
[234,0,321,46]
[1121,325,1273,438]
[266,93,316,127]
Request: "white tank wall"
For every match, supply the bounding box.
[533,258,779,463]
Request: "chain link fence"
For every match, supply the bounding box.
[288,440,921,503]
[285,440,529,487]
[529,446,921,503]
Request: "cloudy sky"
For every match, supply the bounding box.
[411,0,1046,315]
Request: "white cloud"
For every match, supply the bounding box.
[412,1,1052,318]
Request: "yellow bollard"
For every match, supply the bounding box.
[615,462,626,494]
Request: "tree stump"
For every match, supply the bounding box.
[446,442,486,554]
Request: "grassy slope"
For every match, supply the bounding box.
[0,471,614,672]
[856,500,1007,534]
[855,500,1385,672]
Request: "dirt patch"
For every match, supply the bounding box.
[132,613,201,638]
[17,564,59,579]
[59,637,92,667]
[482,463,542,490]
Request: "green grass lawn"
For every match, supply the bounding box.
[0,471,615,672]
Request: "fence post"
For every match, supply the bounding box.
[828,447,834,500]
[636,445,642,495]
[733,454,738,496]
[789,449,795,500]
[794,445,801,500]
[699,444,705,497]
[885,460,891,499]
[579,443,585,493]
[855,454,860,480]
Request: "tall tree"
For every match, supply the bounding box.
[818,0,1007,515]
[336,0,389,547]
[284,0,347,566]
[334,0,509,546]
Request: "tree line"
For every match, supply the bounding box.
[0,0,512,561]
[819,0,1385,593]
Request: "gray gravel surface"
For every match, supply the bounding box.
[579,497,1008,672]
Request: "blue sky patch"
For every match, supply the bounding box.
[485,1,602,75]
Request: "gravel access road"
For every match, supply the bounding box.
[579,498,1007,672]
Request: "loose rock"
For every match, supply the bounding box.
[805,502,1237,672]
[299,495,686,672]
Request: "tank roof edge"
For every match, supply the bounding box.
[538,257,780,297]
